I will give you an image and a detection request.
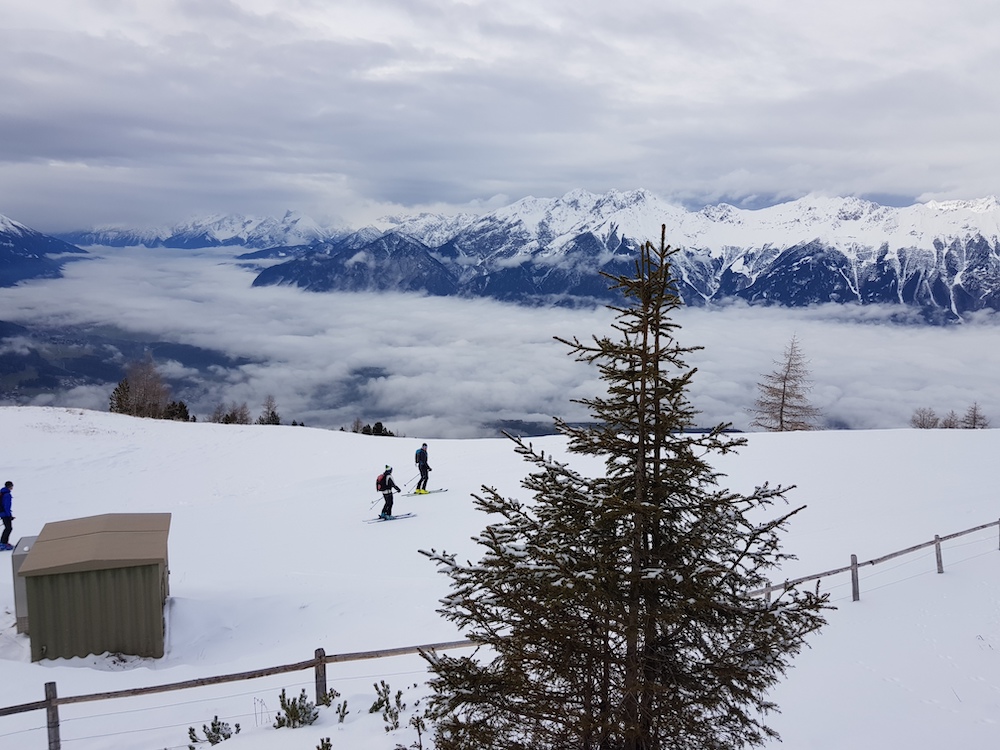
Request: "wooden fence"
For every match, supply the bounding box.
[4,517,1000,749]
[752,518,1000,603]
[0,639,475,750]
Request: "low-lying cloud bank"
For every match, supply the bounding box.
[0,248,996,437]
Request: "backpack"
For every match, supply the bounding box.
[376,473,387,492]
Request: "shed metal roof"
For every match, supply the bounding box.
[18,513,171,577]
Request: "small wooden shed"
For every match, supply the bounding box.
[18,513,171,662]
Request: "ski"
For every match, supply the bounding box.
[403,489,449,497]
[363,513,417,524]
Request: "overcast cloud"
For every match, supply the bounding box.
[1,250,996,437]
[4,1,1000,232]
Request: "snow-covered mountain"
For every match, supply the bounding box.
[0,214,87,286]
[18,189,1000,318]
[251,191,1000,319]
[57,210,342,249]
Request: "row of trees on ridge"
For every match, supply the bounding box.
[108,355,295,425]
[108,356,191,421]
[750,337,992,432]
[910,404,990,429]
[107,340,990,436]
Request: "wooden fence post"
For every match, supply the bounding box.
[935,535,944,574]
[314,648,327,705]
[45,682,60,750]
[850,554,860,602]
[763,580,772,605]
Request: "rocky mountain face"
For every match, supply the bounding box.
[0,215,87,286]
[251,191,1000,320]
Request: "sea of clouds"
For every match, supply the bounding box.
[0,247,996,437]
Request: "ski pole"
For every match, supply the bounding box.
[404,473,418,488]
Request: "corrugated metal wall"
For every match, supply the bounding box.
[26,563,166,661]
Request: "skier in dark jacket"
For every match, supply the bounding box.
[379,466,401,519]
[0,481,13,550]
[414,443,431,493]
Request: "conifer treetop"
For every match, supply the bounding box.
[420,226,829,750]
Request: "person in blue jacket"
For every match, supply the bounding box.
[414,443,431,493]
[0,481,13,551]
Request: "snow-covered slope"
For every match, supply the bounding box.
[0,406,998,749]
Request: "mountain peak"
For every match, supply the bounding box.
[924,196,1000,214]
[0,214,29,236]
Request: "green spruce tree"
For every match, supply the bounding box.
[162,400,191,421]
[420,227,828,750]
[109,378,131,414]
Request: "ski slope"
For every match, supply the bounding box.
[0,406,997,749]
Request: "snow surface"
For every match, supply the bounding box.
[0,406,998,749]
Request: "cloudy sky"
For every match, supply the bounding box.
[4,0,1000,232]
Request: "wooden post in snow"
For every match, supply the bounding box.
[45,682,60,750]
[935,535,944,574]
[314,648,327,705]
[850,554,860,602]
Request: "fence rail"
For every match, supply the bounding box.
[753,517,1000,602]
[3,638,477,749]
[5,518,1000,749]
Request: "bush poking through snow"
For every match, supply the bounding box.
[318,686,340,707]
[272,688,319,728]
[187,715,239,747]
[369,679,406,732]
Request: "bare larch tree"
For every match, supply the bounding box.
[751,335,821,431]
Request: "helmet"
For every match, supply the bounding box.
[385,465,392,473]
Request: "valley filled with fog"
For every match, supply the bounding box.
[0,246,997,437]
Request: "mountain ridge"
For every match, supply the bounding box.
[250,191,1000,319]
[7,190,1000,319]
[40,190,1000,253]
[56,209,343,249]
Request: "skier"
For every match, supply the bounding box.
[414,442,431,493]
[0,481,13,551]
[378,466,401,519]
